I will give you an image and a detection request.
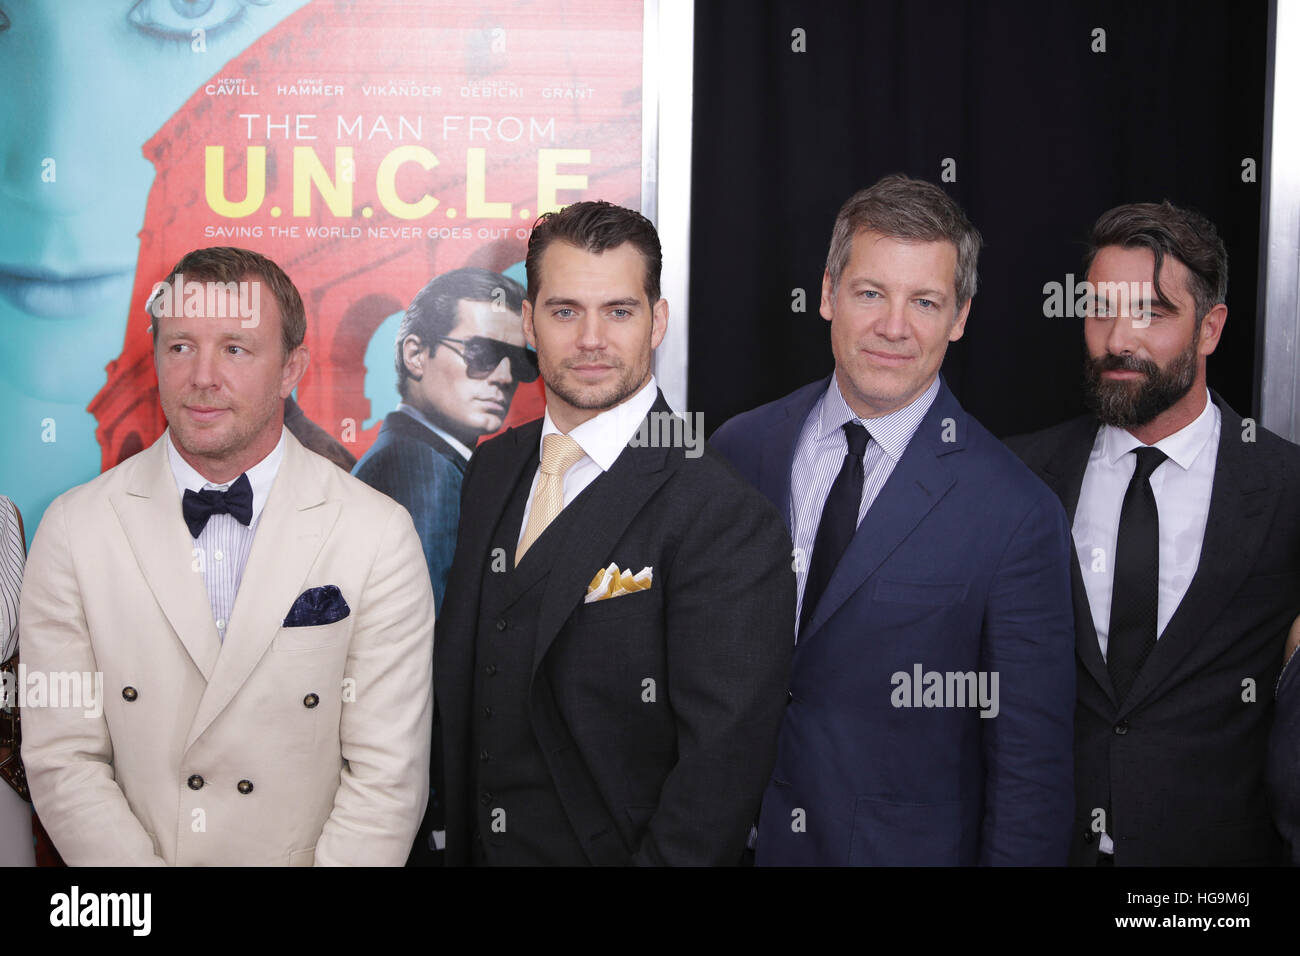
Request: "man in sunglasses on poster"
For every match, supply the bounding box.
[354,266,535,612]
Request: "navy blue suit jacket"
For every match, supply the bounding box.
[711,376,1076,865]
[352,411,466,614]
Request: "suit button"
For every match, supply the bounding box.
[480,750,491,763]
[484,664,497,676]
[1083,830,1094,844]
[303,693,319,708]
[187,774,204,791]
[122,686,138,702]
[483,706,493,718]
[496,618,507,631]
[237,779,254,795]
[480,791,493,806]
[1114,720,1129,735]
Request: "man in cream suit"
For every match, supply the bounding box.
[20,247,434,866]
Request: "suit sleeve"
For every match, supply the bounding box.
[19,495,167,866]
[978,492,1076,865]
[631,481,795,865]
[314,502,435,866]
[1269,644,1300,864]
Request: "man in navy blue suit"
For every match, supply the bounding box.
[711,174,1076,865]
[353,267,535,614]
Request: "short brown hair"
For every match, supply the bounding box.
[147,247,306,357]
[525,200,662,305]
[1083,201,1227,322]
[826,173,983,306]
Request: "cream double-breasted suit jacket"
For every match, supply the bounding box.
[19,430,434,865]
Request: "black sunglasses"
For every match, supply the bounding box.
[437,336,540,383]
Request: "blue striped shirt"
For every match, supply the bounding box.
[790,375,939,637]
[167,429,286,642]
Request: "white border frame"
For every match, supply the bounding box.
[642,0,694,413]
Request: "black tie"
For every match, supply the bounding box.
[800,421,871,638]
[1106,446,1168,701]
[182,473,254,538]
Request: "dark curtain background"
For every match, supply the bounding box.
[689,0,1268,438]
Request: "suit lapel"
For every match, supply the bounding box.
[530,395,677,676]
[113,436,222,682]
[1119,393,1276,715]
[756,378,828,530]
[1037,415,1112,700]
[474,423,543,593]
[186,433,340,749]
[386,411,469,475]
[800,381,961,643]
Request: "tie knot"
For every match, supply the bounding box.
[842,421,871,458]
[540,433,585,476]
[1132,446,1168,482]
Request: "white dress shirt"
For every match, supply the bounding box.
[396,401,474,462]
[1073,390,1220,654]
[167,428,286,641]
[1071,390,1220,855]
[789,375,939,636]
[516,376,659,551]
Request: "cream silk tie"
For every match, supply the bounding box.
[516,433,586,563]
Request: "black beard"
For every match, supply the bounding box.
[1083,343,1197,427]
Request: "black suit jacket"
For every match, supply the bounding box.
[1008,392,1300,865]
[435,392,795,865]
[1269,647,1300,864]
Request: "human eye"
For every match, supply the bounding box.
[226,344,246,355]
[609,308,632,319]
[915,298,936,310]
[553,307,576,319]
[858,289,880,300]
[127,0,249,41]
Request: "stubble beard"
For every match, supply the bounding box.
[166,391,281,465]
[542,353,649,413]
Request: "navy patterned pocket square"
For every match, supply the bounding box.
[283,585,351,628]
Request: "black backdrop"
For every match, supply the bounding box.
[688,0,1269,438]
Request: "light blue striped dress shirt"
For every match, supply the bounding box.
[167,429,286,642]
[789,375,939,638]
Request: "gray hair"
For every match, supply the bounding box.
[825,173,982,306]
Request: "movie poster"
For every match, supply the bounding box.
[0,0,645,553]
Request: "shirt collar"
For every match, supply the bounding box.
[166,426,287,525]
[816,374,940,463]
[1100,389,1219,471]
[539,375,659,472]
[395,402,475,462]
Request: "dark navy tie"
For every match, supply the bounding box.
[1107,446,1168,701]
[182,473,253,538]
[800,421,871,639]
